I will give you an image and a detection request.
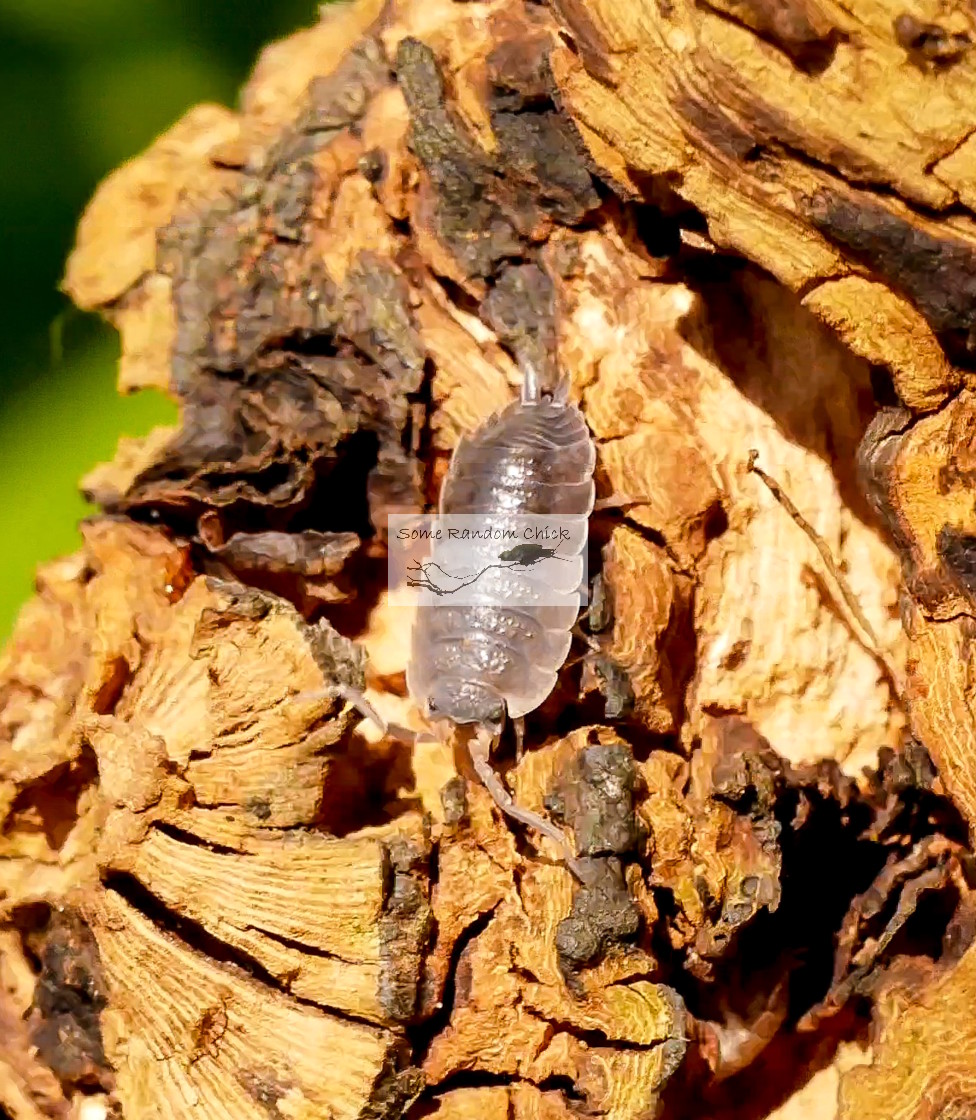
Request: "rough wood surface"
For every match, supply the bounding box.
[4,0,976,1118]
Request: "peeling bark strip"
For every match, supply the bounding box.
[378,833,433,1022]
[395,33,599,282]
[78,36,426,592]
[6,0,976,1118]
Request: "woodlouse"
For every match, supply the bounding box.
[405,369,597,870]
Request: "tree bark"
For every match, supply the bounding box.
[3,0,976,1118]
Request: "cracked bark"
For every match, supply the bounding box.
[4,1,976,1119]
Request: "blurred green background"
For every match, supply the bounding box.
[0,0,319,641]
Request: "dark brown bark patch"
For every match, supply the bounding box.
[893,13,971,66]
[485,34,601,223]
[555,856,641,977]
[937,525,976,605]
[590,655,637,720]
[99,41,421,582]
[804,187,976,359]
[397,36,528,279]
[297,39,392,136]
[105,243,425,565]
[28,910,111,1088]
[550,741,640,857]
[481,261,557,390]
[379,834,433,1022]
[396,35,598,282]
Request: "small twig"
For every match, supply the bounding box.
[746,450,904,699]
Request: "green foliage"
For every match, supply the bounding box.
[0,0,317,639]
[0,331,179,631]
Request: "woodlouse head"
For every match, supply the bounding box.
[425,678,505,735]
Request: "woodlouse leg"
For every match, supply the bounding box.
[513,716,526,763]
[294,684,419,744]
[592,492,647,512]
[469,728,585,880]
[557,621,599,672]
[560,649,592,672]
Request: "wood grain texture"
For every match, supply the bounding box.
[4,0,976,1118]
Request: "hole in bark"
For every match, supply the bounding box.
[679,262,881,531]
[661,749,969,1113]
[277,331,341,359]
[433,275,484,320]
[632,203,682,258]
[3,745,98,852]
[10,902,53,965]
[702,499,729,542]
[662,1004,869,1120]
[869,363,900,408]
[295,429,379,537]
[312,725,420,838]
[894,878,962,960]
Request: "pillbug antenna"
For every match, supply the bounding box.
[513,272,549,404]
[520,354,541,405]
[551,280,571,405]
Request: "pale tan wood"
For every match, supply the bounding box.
[5,0,976,1118]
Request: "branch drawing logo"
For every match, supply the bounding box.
[406,543,567,596]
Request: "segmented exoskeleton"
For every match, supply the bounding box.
[406,368,596,870]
